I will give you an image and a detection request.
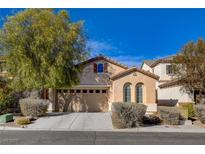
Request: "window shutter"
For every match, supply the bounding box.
[104,62,108,73]
[93,63,97,73]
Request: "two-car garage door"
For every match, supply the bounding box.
[57,88,109,112]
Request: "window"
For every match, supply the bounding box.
[57,89,61,93]
[89,90,94,93]
[124,83,131,102]
[97,63,104,73]
[82,90,87,93]
[136,84,143,103]
[102,90,107,93]
[63,89,68,93]
[95,90,100,93]
[70,90,75,93]
[76,90,81,93]
[166,65,173,75]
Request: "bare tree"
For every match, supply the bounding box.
[173,39,205,103]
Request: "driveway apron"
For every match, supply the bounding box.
[26,112,113,131]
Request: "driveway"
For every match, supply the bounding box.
[26,112,113,131]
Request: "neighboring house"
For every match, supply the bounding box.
[51,55,159,113]
[141,56,194,106]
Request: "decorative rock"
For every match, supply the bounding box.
[184,120,192,126]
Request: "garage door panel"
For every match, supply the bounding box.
[82,93,109,112]
[57,90,109,112]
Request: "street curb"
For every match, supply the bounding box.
[1,126,205,133]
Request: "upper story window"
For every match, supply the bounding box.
[97,63,104,73]
[166,64,173,75]
[93,62,108,73]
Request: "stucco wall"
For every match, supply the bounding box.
[80,60,126,85]
[112,71,157,105]
[153,63,174,81]
[158,85,194,103]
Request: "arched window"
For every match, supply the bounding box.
[124,83,131,102]
[136,83,143,103]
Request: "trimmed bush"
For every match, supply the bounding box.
[19,98,49,117]
[158,106,183,125]
[111,102,147,128]
[15,117,31,125]
[179,103,195,119]
[143,115,161,125]
[195,104,205,124]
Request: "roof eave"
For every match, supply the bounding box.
[111,67,159,81]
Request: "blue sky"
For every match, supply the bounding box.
[1,9,205,67]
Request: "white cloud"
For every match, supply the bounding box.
[86,39,144,67]
[86,40,117,56]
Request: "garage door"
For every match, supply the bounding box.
[57,89,109,112]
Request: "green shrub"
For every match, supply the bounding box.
[15,117,31,125]
[179,107,188,120]
[158,106,183,125]
[0,91,13,115]
[179,103,195,119]
[19,98,49,117]
[111,102,147,128]
[195,104,205,124]
[143,115,162,125]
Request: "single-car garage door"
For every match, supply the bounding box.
[57,89,109,112]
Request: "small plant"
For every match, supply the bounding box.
[143,115,161,125]
[111,102,147,128]
[195,104,205,124]
[15,117,31,125]
[158,106,183,125]
[179,107,188,120]
[19,98,49,117]
[179,103,195,119]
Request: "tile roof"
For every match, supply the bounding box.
[142,56,175,68]
[143,60,156,67]
[77,55,128,69]
[158,78,183,89]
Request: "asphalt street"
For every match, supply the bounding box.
[0,130,205,145]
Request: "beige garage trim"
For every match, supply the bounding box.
[70,85,111,89]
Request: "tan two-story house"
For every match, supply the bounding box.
[52,55,159,113]
[0,55,159,113]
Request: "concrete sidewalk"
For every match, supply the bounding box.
[1,124,205,133]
